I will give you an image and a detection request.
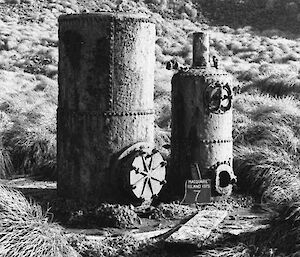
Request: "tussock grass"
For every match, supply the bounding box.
[235,122,299,153]
[233,93,300,198]
[2,1,300,254]
[254,75,300,98]
[0,145,13,179]
[3,118,56,178]
[233,94,300,156]
[0,185,78,257]
[2,0,300,182]
[67,203,140,229]
[67,234,151,257]
[196,243,251,257]
[233,92,300,255]
[234,145,299,200]
[0,111,13,178]
[1,3,300,257]
[0,70,57,178]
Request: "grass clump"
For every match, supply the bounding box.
[0,70,57,179]
[67,234,141,257]
[67,234,173,257]
[93,204,140,228]
[2,1,300,255]
[232,92,300,255]
[0,185,78,257]
[252,73,300,98]
[0,111,13,178]
[66,203,141,229]
[149,203,196,220]
[3,118,56,179]
[0,148,13,179]
[234,145,299,200]
[233,93,300,198]
[196,243,252,257]
[0,134,13,179]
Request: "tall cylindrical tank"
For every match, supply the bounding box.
[57,13,156,203]
[171,32,236,197]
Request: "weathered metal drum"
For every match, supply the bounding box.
[57,13,158,203]
[171,32,236,196]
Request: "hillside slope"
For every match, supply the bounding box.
[1,1,300,254]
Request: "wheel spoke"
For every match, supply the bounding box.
[150,153,163,170]
[140,178,148,197]
[148,154,153,171]
[142,155,150,173]
[148,179,154,195]
[150,177,163,183]
[152,162,165,170]
[132,176,145,186]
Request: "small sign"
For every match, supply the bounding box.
[181,179,211,204]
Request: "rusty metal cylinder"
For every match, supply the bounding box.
[193,32,210,67]
[57,13,155,203]
[171,32,236,197]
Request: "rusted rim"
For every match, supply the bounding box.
[58,12,154,23]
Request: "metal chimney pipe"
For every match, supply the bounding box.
[192,32,210,68]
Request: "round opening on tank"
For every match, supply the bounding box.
[218,170,231,188]
[215,164,237,196]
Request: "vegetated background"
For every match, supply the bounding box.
[1,0,300,255]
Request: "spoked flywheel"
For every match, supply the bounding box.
[129,148,167,201]
[113,142,167,203]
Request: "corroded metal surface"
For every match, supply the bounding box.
[170,32,236,197]
[193,32,210,67]
[57,13,155,203]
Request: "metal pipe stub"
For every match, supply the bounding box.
[192,32,210,68]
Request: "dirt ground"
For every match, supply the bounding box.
[1,177,266,237]
[0,178,277,256]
